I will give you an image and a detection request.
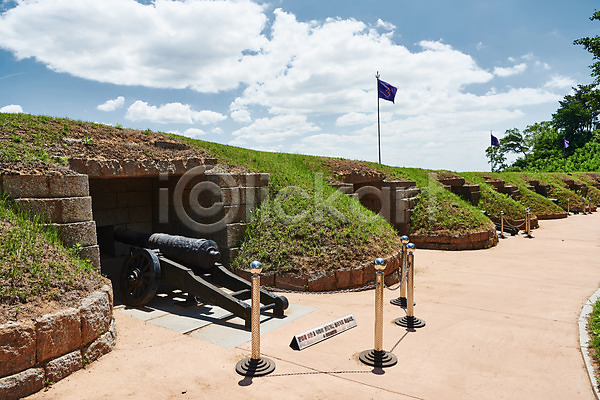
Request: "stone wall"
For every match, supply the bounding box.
[236,250,402,291]
[411,229,498,250]
[332,179,419,235]
[0,285,115,400]
[0,174,100,269]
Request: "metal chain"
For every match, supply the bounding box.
[263,281,376,295]
[384,261,409,291]
[263,262,408,295]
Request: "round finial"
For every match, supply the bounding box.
[249,260,262,274]
[400,235,409,244]
[501,210,504,215]
[407,243,416,254]
[374,257,386,271]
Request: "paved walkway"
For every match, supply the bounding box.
[28,213,600,400]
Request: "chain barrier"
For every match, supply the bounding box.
[384,261,409,292]
[502,219,526,229]
[263,280,376,295]
[263,261,408,295]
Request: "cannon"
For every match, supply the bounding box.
[113,228,289,329]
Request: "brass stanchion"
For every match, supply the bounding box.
[390,235,409,307]
[567,198,570,215]
[359,258,397,368]
[499,211,505,239]
[395,244,426,329]
[525,208,532,238]
[235,261,276,377]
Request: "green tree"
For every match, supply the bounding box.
[485,145,506,172]
[552,84,600,152]
[574,11,600,84]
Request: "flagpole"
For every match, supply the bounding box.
[376,71,381,164]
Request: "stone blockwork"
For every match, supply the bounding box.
[235,250,402,292]
[481,176,520,200]
[332,179,420,235]
[436,174,482,205]
[0,284,115,400]
[0,174,100,269]
[411,229,499,250]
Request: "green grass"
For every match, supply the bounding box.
[588,298,600,383]
[0,195,101,306]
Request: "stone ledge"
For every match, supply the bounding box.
[233,250,401,292]
[0,284,116,399]
[1,174,89,198]
[410,229,498,250]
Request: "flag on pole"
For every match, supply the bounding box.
[491,134,500,147]
[563,138,570,148]
[378,79,397,103]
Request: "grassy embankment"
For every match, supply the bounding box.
[0,195,102,320]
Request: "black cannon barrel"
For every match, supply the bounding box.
[114,228,221,269]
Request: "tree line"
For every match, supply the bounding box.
[486,11,600,172]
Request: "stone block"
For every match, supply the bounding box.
[51,220,98,247]
[80,290,112,345]
[0,368,44,400]
[1,174,89,198]
[0,321,36,377]
[36,308,81,364]
[14,196,93,224]
[227,223,247,248]
[82,319,116,364]
[307,272,336,292]
[77,245,101,270]
[275,274,307,291]
[44,350,82,383]
[335,269,353,289]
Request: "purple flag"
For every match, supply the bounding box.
[378,79,397,103]
[491,134,500,147]
[563,138,570,148]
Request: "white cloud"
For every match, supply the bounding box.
[182,128,206,138]
[0,104,23,113]
[335,112,370,126]
[0,0,268,92]
[0,1,569,170]
[493,63,527,77]
[544,75,576,89]
[231,114,320,145]
[97,96,124,112]
[125,101,227,124]
[376,19,395,31]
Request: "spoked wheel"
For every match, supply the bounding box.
[119,248,161,307]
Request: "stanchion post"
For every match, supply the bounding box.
[567,198,570,215]
[525,208,532,238]
[390,235,409,307]
[395,243,426,329]
[235,261,276,377]
[499,211,505,239]
[359,258,397,368]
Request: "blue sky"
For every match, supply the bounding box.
[0,0,598,171]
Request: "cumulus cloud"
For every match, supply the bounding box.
[0,0,569,170]
[0,0,268,92]
[182,128,206,138]
[0,104,23,113]
[97,96,125,111]
[493,63,527,77]
[231,114,320,146]
[544,75,576,89]
[125,101,227,124]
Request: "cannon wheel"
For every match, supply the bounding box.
[119,248,161,307]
